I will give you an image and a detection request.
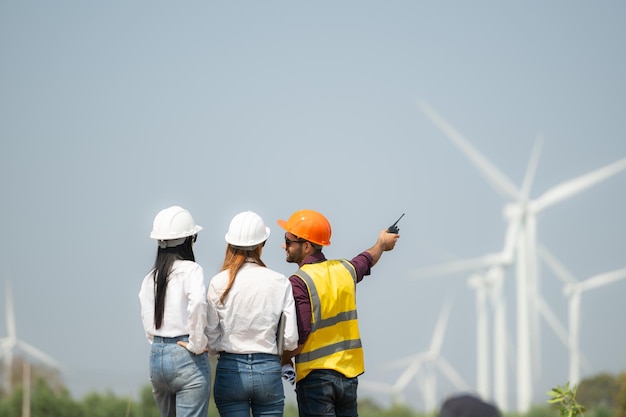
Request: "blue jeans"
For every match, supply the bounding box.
[149,335,211,417]
[214,352,284,417]
[295,370,358,417]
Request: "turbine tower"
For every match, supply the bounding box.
[417,99,626,413]
[467,271,498,401]
[0,280,62,394]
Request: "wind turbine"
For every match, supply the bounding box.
[411,205,524,411]
[385,300,470,413]
[417,99,626,413]
[539,246,626,386]
[413,232,521,406]
[416,243,579,412]
[0,280,62,394]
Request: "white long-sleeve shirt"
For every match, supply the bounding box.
[206,261,298,355]
[139,260,208,354]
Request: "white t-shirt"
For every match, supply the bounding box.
[139,260,208,354]
[206,261,298,355]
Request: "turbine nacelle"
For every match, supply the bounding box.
[502,202,527,222]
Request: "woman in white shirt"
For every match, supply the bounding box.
[207,211,298,417]
[139,206,210,417]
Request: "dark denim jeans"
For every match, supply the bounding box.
[295,370,358,417]
[214,352,284,417]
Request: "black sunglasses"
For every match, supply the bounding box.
[284,236,307,247]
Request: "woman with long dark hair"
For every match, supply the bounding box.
[139,205,210,417]
[206,211,298,417]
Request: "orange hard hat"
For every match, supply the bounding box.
[277,209,331,246]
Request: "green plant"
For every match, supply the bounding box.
[548,382,586,417]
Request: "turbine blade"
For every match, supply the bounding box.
[411,253,504,278]
[6,280,16,339]
[384,352,430,369]
[538,244,577,285]
[578,268,626,293]
[417,99,522,201]
[392,358,424,393]
[430,298,452,353]
[531,157,626,213]
[358,380,393,394]
[536,295,568,347]
[519,133,544,200]
[15,340,62,369]
[435,357,470,390]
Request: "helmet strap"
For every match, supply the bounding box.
[158,237,186,249]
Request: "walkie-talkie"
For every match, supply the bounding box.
[387,213,405,234]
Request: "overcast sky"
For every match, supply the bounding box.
[1,1,625,413]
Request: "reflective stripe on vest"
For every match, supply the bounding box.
[293,259,364,381]
[296,338,362,363]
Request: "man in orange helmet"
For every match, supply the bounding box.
[277,209,400,417]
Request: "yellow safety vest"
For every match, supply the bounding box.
[294,259,364,382]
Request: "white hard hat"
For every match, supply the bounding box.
[150,206,203,246]
[225,211,270,250]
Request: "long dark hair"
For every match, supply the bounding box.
[152,235,196,329]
